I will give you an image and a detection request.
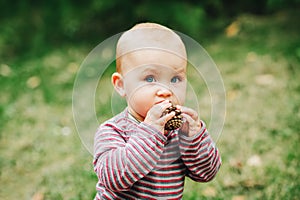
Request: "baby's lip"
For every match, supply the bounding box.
[154,99,171,105]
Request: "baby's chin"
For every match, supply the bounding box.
[135,111,147,122]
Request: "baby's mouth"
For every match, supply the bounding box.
[154,99,171,105]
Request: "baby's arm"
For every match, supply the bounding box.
[179,121,221,182]
[93,120,167,192]
[177,106,221,182]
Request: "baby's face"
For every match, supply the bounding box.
[121,49,187,120]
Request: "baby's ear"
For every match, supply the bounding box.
[111,72,126,97]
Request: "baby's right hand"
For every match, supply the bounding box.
[144,100,175,134]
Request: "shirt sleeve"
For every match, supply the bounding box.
[179,121,221,182]
[93,121,167,192]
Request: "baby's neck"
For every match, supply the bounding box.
[128,109,143,123]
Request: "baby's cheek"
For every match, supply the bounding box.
[133,94,153,117]
[172,85,186,104]
[173,93,186,105]
[136,99,147,112]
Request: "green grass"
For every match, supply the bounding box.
[1,10,300,199]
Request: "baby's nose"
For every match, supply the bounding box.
[156,87,172,97]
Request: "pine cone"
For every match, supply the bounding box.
[163,105,183,131]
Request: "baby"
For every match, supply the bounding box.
[93,22,221,199]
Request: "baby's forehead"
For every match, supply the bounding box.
[120,50,187,76]
[123,64,186,79]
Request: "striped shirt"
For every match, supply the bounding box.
[93,108,221,199]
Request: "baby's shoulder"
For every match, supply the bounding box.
[101,109,134,129]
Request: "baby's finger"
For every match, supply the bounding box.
[181,113,201,136]
[180,106,199,121]
[181,113,195,124]
[161,111,176,124]
[181,113,201,129]
[150,100,172,117]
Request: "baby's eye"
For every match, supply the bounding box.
[171,76,181,83]
[145,75,155,82]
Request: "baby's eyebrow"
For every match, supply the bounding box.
[173,67,186,75]
[139,65,186,75]
[140,66,160,74]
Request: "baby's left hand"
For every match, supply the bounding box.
[177,106,202,137]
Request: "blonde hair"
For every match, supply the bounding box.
[116,22,186,73]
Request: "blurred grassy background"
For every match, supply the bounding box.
[1,0,300,199]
